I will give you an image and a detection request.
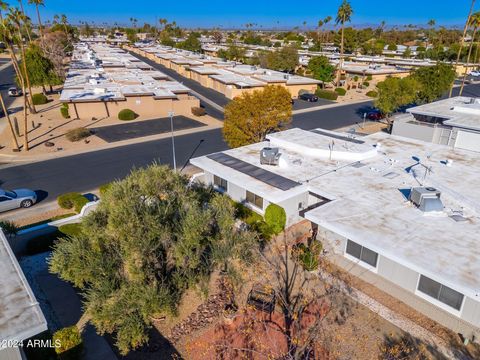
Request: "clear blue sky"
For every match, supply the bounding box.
[14,0,474,28]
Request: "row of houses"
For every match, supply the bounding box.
[190,100,480,342]
[59,43,200,120]
[126,43,321,99]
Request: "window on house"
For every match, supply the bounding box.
[246,191,263,209]
[213,175,227,191]
[417,275,464,311]
[345,240,378,268]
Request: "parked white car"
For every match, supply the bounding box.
[7,87,22,97]
[0,188,37,212]
[469,70,480,77]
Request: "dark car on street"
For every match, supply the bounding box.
[298,93,319,102]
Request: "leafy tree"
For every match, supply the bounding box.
[412,63,455,103]
[223,85,292,148]
[22,44,61,92]
[177,33,201,52]
[217,44,246,61]
[375,76,419,122]
[49,165,258,355]
[307,56,335,88]
[260,44,298,73]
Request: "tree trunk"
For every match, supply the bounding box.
[449,0,476,97]
[0,93,19,151]
[16,27,36,114]
[22,92,28,151]
[336,19,345,85]
[460,26,478,96]
[36,5,44,39]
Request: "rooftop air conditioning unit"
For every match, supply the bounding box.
[409,186,443,212]
[260,147,281,166]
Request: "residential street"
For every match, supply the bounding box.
[1,53,480,208]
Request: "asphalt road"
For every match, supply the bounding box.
[0,64,17,110]
[0,101,369,201]
[1,55,480,206]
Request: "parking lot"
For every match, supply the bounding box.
[93,116,206,143]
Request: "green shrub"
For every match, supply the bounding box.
[366,90,378,98]
[32,93,48,105]
[264,203,286,235]
[234,202,274,241]
[53,326,83,359]
[363,81,370,87]
[59,223,82,237]
[315,89,338,101]
[99,182,113,197]
[191,106,206,116]
[353,75,359,82]
[293,242,322,271]
[366,75,373,81]
[60,103,70,119]
[0,220,18,236]
[57,192,89,213]
[118,109,137,121]
[65,127,91,142]
[335,87,347,96]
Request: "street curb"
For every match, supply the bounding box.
[0,123,222,169]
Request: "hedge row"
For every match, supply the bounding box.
[366,91,378,98]
[315,89,338,101]
[335,87,347,96]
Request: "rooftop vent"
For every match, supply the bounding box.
[409,186,444,213]
[260,147,281,166]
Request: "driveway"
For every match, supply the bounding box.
[93,116,206,143]
[128,51,231,109]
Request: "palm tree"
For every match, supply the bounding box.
[460,12,480,95]
[335,0,353,84]
[317,19,324,47]
[0,0,7,21]
[1,11,30,150]
[28,0,44,38]
[0,92,20,151]
[324,15,332,43]
[450,0,476,97]
[61,14,68,36]
[8,8,36,115]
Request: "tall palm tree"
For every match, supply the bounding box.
[61,14,68,36]
[450,0,476,97]
[0,93,20,151]
[0,0,7,21]
[1,12,30,150]
[28,0,44,38]
[317,19,324,47]
[8,8,36,115]
[335,0,353,84]
[460,12,480,95]
[323,15,332,43]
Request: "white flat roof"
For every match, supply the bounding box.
[0,231,47,345]
[191,128,480,299]
[60,44,192,102]
[408,96,480,131]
